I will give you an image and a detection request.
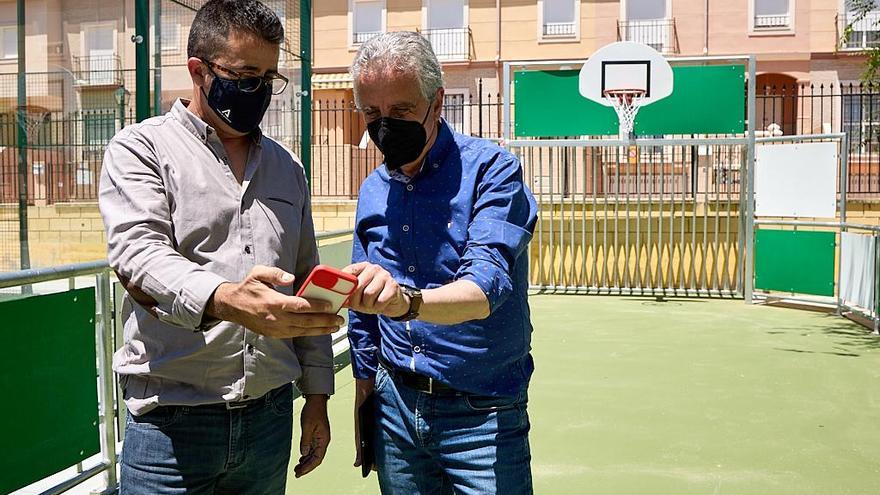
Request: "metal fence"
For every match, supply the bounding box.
[514,138,746,296]
[304,81,504,198]
[756,83,880,195]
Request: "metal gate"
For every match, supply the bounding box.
[511,138,749,297]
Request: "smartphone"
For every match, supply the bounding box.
[295,264,359,314]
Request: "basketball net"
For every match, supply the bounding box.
[18,107,49,144]
[604,89,645,140]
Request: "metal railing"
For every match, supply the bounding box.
[0,229,355,494]
[754,14,790,28]
[72,55,123,86]
[510,137,748,297]
[542,22,576,37]
[0,260,117,495]
[419,27,472,61]
[617,18,678,55]
[353,30,381,44]
[839,11,880,50]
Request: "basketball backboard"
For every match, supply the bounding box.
[579,41,673,108]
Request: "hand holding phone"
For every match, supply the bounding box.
[295,264,359,314]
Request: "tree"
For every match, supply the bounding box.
[842,0,880,83]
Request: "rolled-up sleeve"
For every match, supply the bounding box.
[347,204,381,379]
[291,162,335,395]
[455,153,537,314]
[99,130,228,331]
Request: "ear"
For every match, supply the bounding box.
[187,57,208,87]
[431,87,445,119]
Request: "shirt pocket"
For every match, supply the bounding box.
[256,194,302,267]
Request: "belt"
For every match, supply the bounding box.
[211,383,291,410]
[378,356,460,395]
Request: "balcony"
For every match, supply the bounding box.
[542,21,577,39]
[617,19,678,55]
[72,54,122,87]
[839,12,880,51]
[420,27,472,62]
[754,14,790,29]
[352,30,381,45]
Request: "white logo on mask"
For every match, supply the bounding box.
[220,109,231,120]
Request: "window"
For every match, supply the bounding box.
[541,0,577,37]
[752,0,792,30]
[843,93,880,154]
[83,24,116,84]
[1,26,16,60]
[442,90,470,134]
[424,0,469,60]
[161,16,181,52]
[352,0,383,45]
[621,0,670,52]
[843,0,880,49]
[626,0,667,20]
[84,110,116,148]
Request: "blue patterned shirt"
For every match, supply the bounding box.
[347,120,538,397]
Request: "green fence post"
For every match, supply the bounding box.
[300,0,311,181]
[16,0,29,272]
[135,0,151,122]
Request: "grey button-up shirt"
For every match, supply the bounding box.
[99,99,333,415]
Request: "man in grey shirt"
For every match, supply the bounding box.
[98,1,340,493]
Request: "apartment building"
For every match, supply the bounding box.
[311,0,880,135]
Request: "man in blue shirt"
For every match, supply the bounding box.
[344,32,538,494]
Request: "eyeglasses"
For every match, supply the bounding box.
[201,59,289,95]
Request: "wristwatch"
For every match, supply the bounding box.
[391,285,422,322]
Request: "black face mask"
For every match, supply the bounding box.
[201,71,272,134]
[367,107,432,171]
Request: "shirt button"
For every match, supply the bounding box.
[432,163,439,169]
[408,265,416,273]
[406,184,414,192]
[413,346,421,353]
[402,225,410,232]
[244,245,252,254]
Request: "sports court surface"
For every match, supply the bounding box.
[289,294,880,495]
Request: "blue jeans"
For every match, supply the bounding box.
[120,383,293,495]
[373,366,533,495]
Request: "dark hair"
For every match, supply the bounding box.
[187,0,284,60]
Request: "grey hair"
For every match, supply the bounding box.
[350,31,443,107]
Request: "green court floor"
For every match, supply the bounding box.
[288,295,880,494]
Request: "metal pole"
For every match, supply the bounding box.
[743,55,757,303]
[875,234,880,334]
[95,271,118,493]
[135,0,151,121]
[838,134,849,317]
[153,0,162,115]
[16,0,30,273]
[502,61,511,146]
[300,0,312,180]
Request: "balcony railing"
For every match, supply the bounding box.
[839,12,880,50]
[353,30,381,45]
[754,14,790,29]
[542,21,577,38]
[420,27,472,62]
[72,54,122,87]
[617,19,678,55]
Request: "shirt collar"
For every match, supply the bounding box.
[171,98,263,147]
[385,119,453,184]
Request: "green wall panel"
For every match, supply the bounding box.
[0,288,100,494]
[513,65,745,137]
[754,229,836,297]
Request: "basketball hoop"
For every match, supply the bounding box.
[603,89,645,139]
